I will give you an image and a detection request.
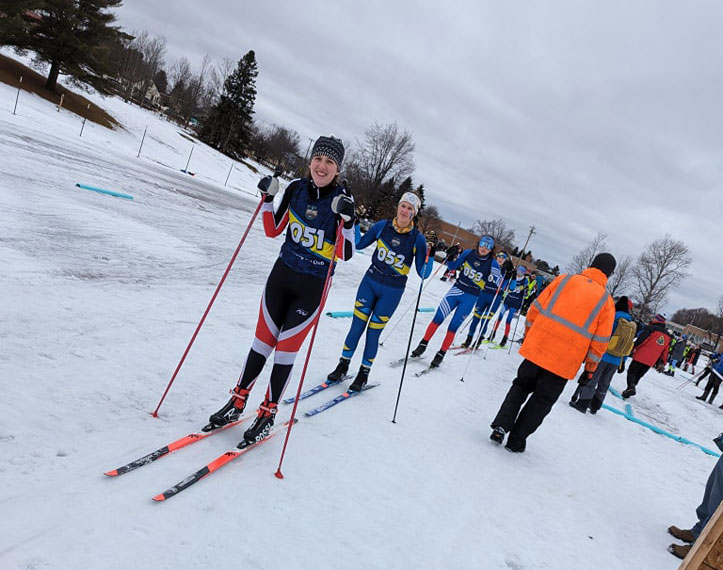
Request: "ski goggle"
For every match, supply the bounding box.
[517,266,527,274]
[478,236,495,250]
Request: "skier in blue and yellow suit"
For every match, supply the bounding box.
[326,192,435,392]
[410,235,502,368]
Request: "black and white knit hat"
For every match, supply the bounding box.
[311,135,345,167]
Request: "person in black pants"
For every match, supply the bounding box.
[203,135,356,444]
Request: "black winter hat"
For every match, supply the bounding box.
[311,135,345,167]
[615,296,632,313]
[590,252,616,277]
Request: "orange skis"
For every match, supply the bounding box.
[152,419,297,501]
[104,416,251,477]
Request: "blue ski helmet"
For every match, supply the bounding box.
[478,236,495,250]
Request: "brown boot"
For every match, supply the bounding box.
[667,525,695,543]
[668,543,691,559]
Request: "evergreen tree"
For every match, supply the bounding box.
[396,176,413,199]
[1,0,128,92]
[369,178,398,220]
[199,50,258,156]
[153,69,168,95]
[415,183,426,211]
[0,1,36,45]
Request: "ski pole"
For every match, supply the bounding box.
[676,368,707,390]
[152,196,265,417]
[392,245,432,423]
[275,224,343,478]
[506,311,524,354]
[459,279,505,382]
[379,259,444,347]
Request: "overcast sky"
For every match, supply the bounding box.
[116,1,723,316]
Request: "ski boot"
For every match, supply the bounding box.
[460,335,473,349]
[490,426,506,444]
[411,339,428,358]
[327,357,350,382]
[487,331,496,343]
[430,350,446,368]
[242,399,278,444]
[203,387,250,432]
[348,365,370,392]
[499,335,508,347]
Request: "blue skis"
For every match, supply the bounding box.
[304,384,380,417]
[282,376,348,404]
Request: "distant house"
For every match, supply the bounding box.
[141,81,162,107]
[112,78,162,109]
[681,323,723,352]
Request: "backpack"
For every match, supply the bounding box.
[607,317,637,357]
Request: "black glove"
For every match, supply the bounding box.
[331,194,355,223]
[424,230,439,248]
[617,361,625,374]
[577,370,593,386]
[257,175,279,198]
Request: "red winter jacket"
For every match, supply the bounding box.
[631,322,671,367]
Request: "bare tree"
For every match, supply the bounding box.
[113,31,166,106]
[417,205,442,234]
[672,307,715,329]
[168,56,192,96]
[351,122,415,207]
[468,218,516,253]
[632,234,691,320]
[607,254,635,297]
[166,56,215,126]
[567,232,608,274]
[136,34,166,106]
[263,125,301,173]
[207,56,236,102]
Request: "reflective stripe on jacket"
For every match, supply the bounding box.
[519,267,615,379]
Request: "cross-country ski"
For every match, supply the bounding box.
[152,420,297,501]
[304,384,380,417]
[104,416,252,477]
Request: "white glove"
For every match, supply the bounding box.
[257,175,279,197]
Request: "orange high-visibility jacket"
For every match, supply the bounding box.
[519,268,615,379]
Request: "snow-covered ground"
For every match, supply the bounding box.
[1,61,720,570]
